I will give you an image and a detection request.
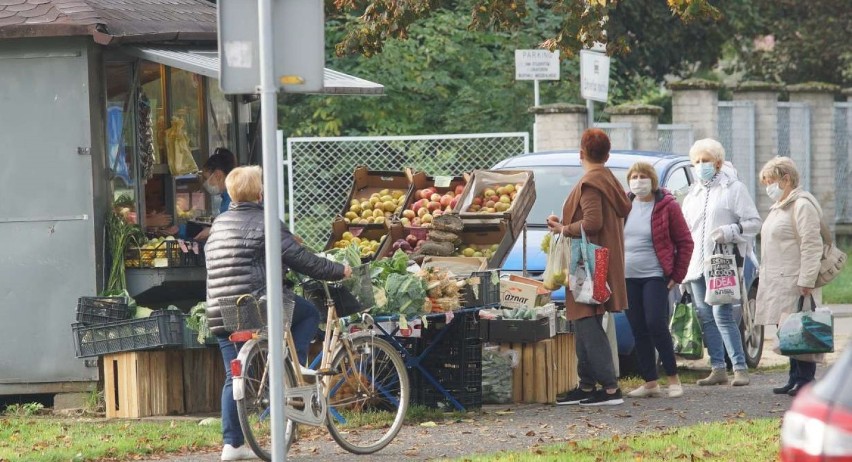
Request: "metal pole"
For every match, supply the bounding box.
[257,0,287,459]
[534,79,540,107]
[533,79,540,153]
[586,99,594,129]
[287,136,295,233]
[277,130,286,224]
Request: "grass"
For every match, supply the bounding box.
[0,417,221,462]
[822,251,852,303]
[452,418,781,462]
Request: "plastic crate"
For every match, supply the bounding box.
[462,270,500,308]
[183,327,218,349]
[380,334,422,396]
[72,311,185,358]
[421,310,482,345]
[75,297,131,325]
[125,240,205,268]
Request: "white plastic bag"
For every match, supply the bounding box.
[703,245,741,305]
[542,233,570,291]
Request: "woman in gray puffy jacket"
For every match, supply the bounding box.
[205,165,351,461]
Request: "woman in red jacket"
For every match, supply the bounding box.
[623,162,694,399]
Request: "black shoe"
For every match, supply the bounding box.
[773,384,794,395]
[579,388,624,406]
[788,382,809,397]
[556,387,596,405]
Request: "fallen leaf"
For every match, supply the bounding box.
[420,421,438,427]
[525,430,536,437]
[495,410,514,415]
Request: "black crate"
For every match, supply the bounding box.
[421,310,482,347]
[462,270,500,308]
[420,385,483,411]
[380,334,422,396]
[125,240,205,268]
[75,297,131,325]
[72,311,185,358]
[183,327,218,349]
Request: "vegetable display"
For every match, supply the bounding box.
[105,211,144,293]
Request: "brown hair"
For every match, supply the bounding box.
[581,128,611,163]
[626,162,659,192]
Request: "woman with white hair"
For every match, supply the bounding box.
[755,157,823,396]
[682,139,762,387]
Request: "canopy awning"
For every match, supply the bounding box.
[123,47,384,95]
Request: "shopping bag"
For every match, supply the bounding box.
[542,233,570,290]
[669,292,704,360]
[778,295,834,355]
[165,116,199,176]
[568,226,611,305]
[703,244,741,305]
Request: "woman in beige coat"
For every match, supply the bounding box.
[755,157,823,396]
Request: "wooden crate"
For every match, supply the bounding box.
[104,348,224,418]
[497,333,576,404]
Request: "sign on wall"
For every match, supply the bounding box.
[515,50,560,81]
[580,49,610,102]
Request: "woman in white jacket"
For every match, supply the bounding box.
[755,157,823,396]
[682,139,762,387]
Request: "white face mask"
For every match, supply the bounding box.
[766,182,783,202]
[629,178,652,198]
[204,177,222,195]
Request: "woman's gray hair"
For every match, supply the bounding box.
[759,156,800,188]
[688,138,726,164]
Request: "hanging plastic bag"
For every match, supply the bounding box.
[669,292,704,359]
[569,225,611,305]
[542,233,570,291]
[703,244,741,306]
[164,116,199,176]
[778,296,834,356]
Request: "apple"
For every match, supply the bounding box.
[496,186,507,196]
[412,217,422,226]
[402,209,416,219]
[489,195,500,203]
[505,184,516,193]
[455,185,465,196]
[406,234,420,247]
[400,217,411,226]
[417,207,428,218]
[430,193,442,202]
[422,213,433,223]
[440,195,452,207]
[499,195,511,204]
[473,197,483,206]
[485,200,496,209]
[483,188,496,198]
[427,201,441,212]
[450,197,459,208]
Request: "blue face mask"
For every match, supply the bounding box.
[695,162,716,182]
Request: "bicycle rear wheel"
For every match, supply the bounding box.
[325,335,409,454]
[235,340,296,461]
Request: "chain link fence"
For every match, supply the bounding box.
[777,102,812,192]
[718,101,756,198]
[836,103,852,223]
[593,123,634,150]
[286,133,529,248]
[658,124,694,155]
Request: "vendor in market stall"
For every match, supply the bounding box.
[189,148,237,241]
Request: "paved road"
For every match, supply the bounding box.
[143,308,852,462]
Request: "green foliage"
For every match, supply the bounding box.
[822,252,852,304]
[3,402,44,417]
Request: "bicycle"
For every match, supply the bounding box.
[220,266,410,461]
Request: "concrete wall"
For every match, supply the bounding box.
[670,81,720,141]
[531,104,587,151]
[733,88,780,217]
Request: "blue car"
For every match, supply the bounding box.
[493,150,764,371]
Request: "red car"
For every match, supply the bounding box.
[781,343,852,461]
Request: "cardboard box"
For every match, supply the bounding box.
[421,256,487,276]
[480,317,552,343]
[500,275,552,309]
[341,166,414,228]
[453,169,536,238]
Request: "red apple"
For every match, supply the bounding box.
[489,195,500,203]
[430,193,442,202]
[440,195,452,207]
[473,197,483,206]
[455,185,465,196]
[427,201,441,212]
[450,197,459,208]
[419,189,431,200]
[406,234,420,247]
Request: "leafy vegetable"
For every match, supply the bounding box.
[105,211,144,293]
[379,273,427,317]
[185,301,211,344]
[370,249,410,286]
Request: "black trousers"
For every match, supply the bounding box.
[625,277,679,382]
[574,314,619,390]
[788,357,817,386]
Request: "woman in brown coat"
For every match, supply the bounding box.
[547,128,632,406]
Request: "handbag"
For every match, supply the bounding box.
[703,244,741,305]
[669,292,704,360]
[568,225,611,305]
[791,197,848,288]
[778,295,834,355]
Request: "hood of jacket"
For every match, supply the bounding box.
[580,164,632,218]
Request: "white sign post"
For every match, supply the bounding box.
[580,49,611,128]
[515,49,559,151]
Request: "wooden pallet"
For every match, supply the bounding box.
[497,333,577,404]
[103,348,224,418]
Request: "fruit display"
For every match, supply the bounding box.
[343,188,407,225]
[400,184,465,228]
[331,231,386,258]
[465,183,523,214]
[391,232,426,255]
[454,243,500,260]
[125,236,180,267]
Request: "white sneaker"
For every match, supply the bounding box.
[221,444,257,461]
[668,383,684,398]
[627,384,662,398]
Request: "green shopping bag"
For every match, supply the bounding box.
[670,292,704,360]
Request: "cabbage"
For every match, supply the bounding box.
[380,273,427,318]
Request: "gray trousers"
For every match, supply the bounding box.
[575,314,619,390]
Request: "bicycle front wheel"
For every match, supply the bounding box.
[235,340,296,461]
[325,335,409,454]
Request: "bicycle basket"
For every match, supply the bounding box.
[219,294,268,332]
[302,264,375,318]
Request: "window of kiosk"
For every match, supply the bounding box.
[105,63,138,224]
[205,78,236,216]
[138,62,171,229]
[168,68,208,221]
